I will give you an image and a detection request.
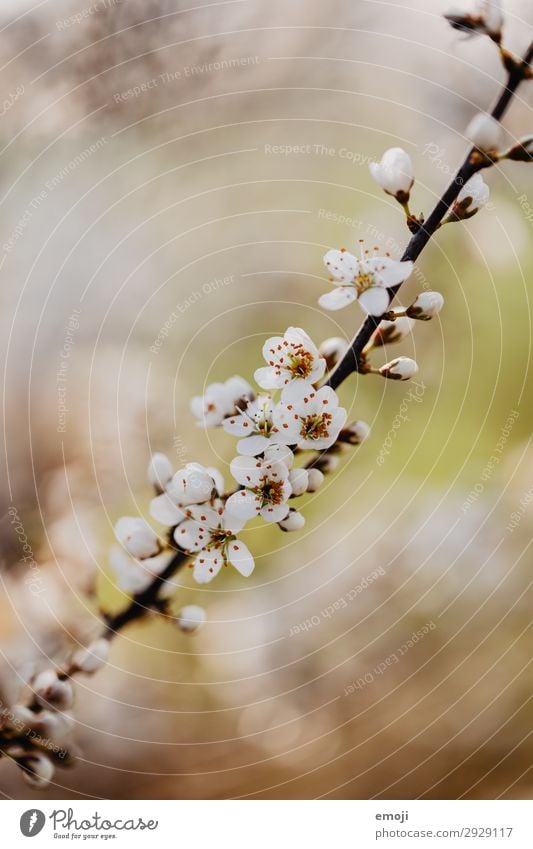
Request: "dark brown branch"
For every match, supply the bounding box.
[326,41,533,391]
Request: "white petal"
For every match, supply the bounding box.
[225,489,261,520]
[227,540,255,577]
[193,550,224,584]
[263,444,294,468]
[221,509,248,534]
[230,455,262,487]
[318,287,357,311]
[237,434,271,456]
[323,249,359,283]
[259,502,291,523]
[149,493,185,526]
[222,413,252,436]
[366,257,413,287]
[173,520,206,552]
[254,365,280,390]
[280,379,317,403]
[357,286,391,316]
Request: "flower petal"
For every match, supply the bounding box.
[236,434,271,456]
[227,539,255,577]
[323,249,359,283]
[366,257,413,287]
[357,286,391,316]
[254,365,280,390]
[149,494,185,526]
[318,287,357,311]
[193,550,224,584]
[225,489,261,520]
[259,502,291,523]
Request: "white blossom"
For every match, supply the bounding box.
[306,468,324,492]
[379,356,419,381]
[114,517,160,560]
[222,394,278,456]
[369,148,414,200]
[407,291,444,320]
[147,452,173,492]
[370,315,415,346]
[33,670,73,711]
[150,463,217,526]
[190,375,254,428]
[455,173,490,215]
[174,502,254,583]
[279,509,306,532]
[176,605,206,632]
[254,327,326,400]
[109,546,168,594]
[272,385,347,451]
[474,0,503,38]
[226,457,292,524]
[466,112,502,152]
[288,467,309,497]
[320,245,413,316]
[72,638,110,674]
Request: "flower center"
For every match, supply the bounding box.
[254,475,285,507]
[355,270,377,294]
[206,527,234,551]
[299,413,333,440]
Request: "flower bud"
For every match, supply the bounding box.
[340,420,371,445]
[18,751,55,789]
[318,337,349,371]
[371,315,414,347]
[306,468,324,492]
[279,509,305,532]
[33,670,74,711]
[288,468,309,497]
[503,135,533,162]
[72,638,110,674]
[445,1,503,42]
[379,357,419,381]
[114,516,160,560]
[406,291,444,320]
[147,452,173,493]
[451,173,490,220]
[369,147,414,202]
[466,113,502,153]
[176,605,206,633]
[314,453,340,474]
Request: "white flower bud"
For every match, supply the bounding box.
[114,516,160,560]
[453,173,490,219]
[466,113,502,152]
[279,509,306,532]
[475,0,503,39]
[371,315,415,347]
[406,291,444,321]
[147,452,173,493]
[379,356,419,381]
[315,453,340,474]
[343,420,371,445]
[318,337,349,370]
[18,751,55,789]
[33,669,74,711]
[28,709,73,740]
[369,147,414,201]
[72,638,110,674]
[288,468,309,497]
[306,468,324,492]
[176,605,206,633]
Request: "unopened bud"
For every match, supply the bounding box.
[444,1,503,42]
[369,147,414,203]
[72,638,110,674]
[289,468,309,497]
[176,605,206,633]
[14,750,55,789]
[314,453,340,474]
[279,509,305,532]
[406,291,444,321]
[147,452,173,493]
[466,112,502,153]
[318,337,349,371]
[33,670,74,711]
[379,357,419,381]
[114,516,160,560]
[340,420,371,445]
[306,468,325,492]
[371,315,414,347]
[451,173,490,219]
[502,135,533,162]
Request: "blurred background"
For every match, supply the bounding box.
[0,0,532,800]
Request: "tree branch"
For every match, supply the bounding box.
[326,41,533,391]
